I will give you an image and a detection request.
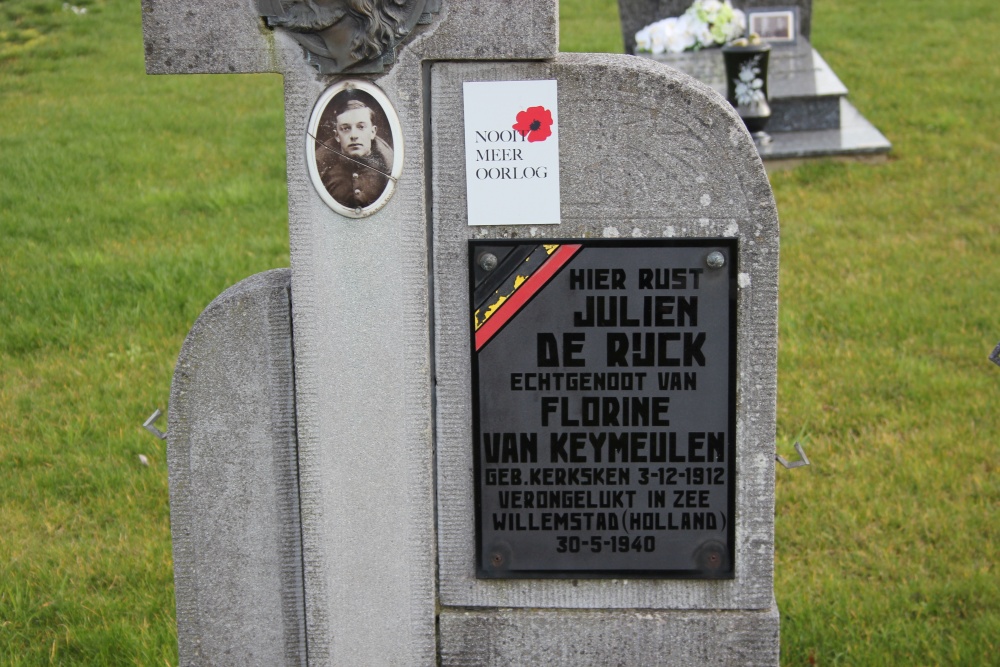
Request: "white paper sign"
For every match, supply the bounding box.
[463,80,561,226]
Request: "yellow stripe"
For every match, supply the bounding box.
[474,245,559,330]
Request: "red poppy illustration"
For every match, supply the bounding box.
[512,106,554,142]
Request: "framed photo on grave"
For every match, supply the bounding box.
[469,239,737,579]
[306,80,404,218]
[747,7,799,45]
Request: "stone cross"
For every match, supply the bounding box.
[144,1,780,665]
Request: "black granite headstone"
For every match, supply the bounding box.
[470,240,737,579]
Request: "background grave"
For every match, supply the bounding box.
[617,0,891,164]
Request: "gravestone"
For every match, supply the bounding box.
[145,1,780,664]
[167,269,304,666]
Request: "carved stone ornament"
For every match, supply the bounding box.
[256,0,441,74]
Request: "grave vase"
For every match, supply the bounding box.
[722,43,772,143]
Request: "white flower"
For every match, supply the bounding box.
[635,0,744,53]
[635,26,653,53]
[638,17,693,54]
[728,9,747,41]
[665,15,698,52]
[734,58,765,106]
[648,18,673,54]
[689,15,714,48]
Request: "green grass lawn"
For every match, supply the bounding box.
[1,0,997,664]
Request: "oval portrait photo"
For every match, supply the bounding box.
[306,80,403,217]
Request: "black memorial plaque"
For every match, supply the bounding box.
[470,239,737,579]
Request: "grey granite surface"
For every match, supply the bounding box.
[641,41,847,132]
[758,98,892,161]
[639,43,890,157]
[432,54,780,614]
[440,606,780,666]
[641,41,848,97]
[168,269,305,667]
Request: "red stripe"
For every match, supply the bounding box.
[475,244,582,351]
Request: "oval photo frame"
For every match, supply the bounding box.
[306,80,404,218]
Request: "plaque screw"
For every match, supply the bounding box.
[490,552,505,567]
[478,253,499,272]
[706,251,726,269]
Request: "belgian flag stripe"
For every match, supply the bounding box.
[474,243,582,351]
